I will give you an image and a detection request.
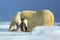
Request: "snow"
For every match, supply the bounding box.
[0,22,60,40]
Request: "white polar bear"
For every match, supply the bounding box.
[9,9,54,32]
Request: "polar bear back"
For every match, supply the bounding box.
[21,10,37,19]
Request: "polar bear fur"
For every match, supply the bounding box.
[9,9,54,32]
[21,10,54,31]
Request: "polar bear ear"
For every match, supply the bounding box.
[22,10,36,19]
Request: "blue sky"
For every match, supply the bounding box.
[0,0,60,22]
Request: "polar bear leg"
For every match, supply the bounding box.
[27,20,35,32]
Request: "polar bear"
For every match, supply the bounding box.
[9,9,54,32]
[21,9,54,31]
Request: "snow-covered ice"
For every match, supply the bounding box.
[0,22,60,40]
